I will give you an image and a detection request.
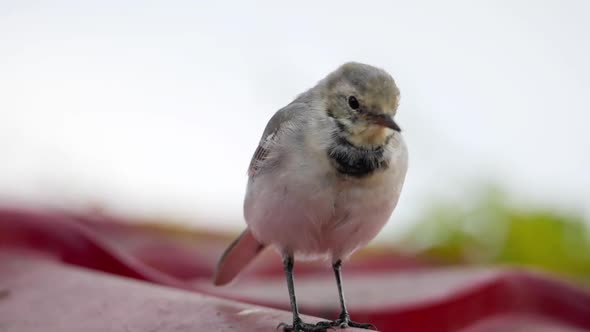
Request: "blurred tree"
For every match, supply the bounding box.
[400,186,590,278]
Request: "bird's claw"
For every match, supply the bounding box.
[313,317,377,330]
[346,321,377,330]
[278,321,333,332]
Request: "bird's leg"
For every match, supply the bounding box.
[278,254,330,332]
[315,260,376,330]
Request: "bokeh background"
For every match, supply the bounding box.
[1,1,589,277]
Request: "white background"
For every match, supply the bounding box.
[1,0,588,238]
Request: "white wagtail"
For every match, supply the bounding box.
[214,62,408,332]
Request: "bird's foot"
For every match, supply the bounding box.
[278,319,335,332]
[314,315,377,330]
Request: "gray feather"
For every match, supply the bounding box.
[248,102,309,177]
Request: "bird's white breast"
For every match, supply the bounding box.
[244,127,408,262]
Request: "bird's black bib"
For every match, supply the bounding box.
[327,136,389,178]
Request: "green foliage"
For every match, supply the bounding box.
[401,187,590,277]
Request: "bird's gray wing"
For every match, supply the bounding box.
[248,102,304,178]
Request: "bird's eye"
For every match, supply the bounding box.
[348,96,360,110]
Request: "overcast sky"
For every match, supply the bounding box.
[1,0,588,236]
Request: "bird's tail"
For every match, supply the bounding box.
[213,228,266,286]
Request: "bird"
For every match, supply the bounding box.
[213,62,408,332]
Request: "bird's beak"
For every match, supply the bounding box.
[369,114,401,132]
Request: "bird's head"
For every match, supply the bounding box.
[319,62,401,149]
